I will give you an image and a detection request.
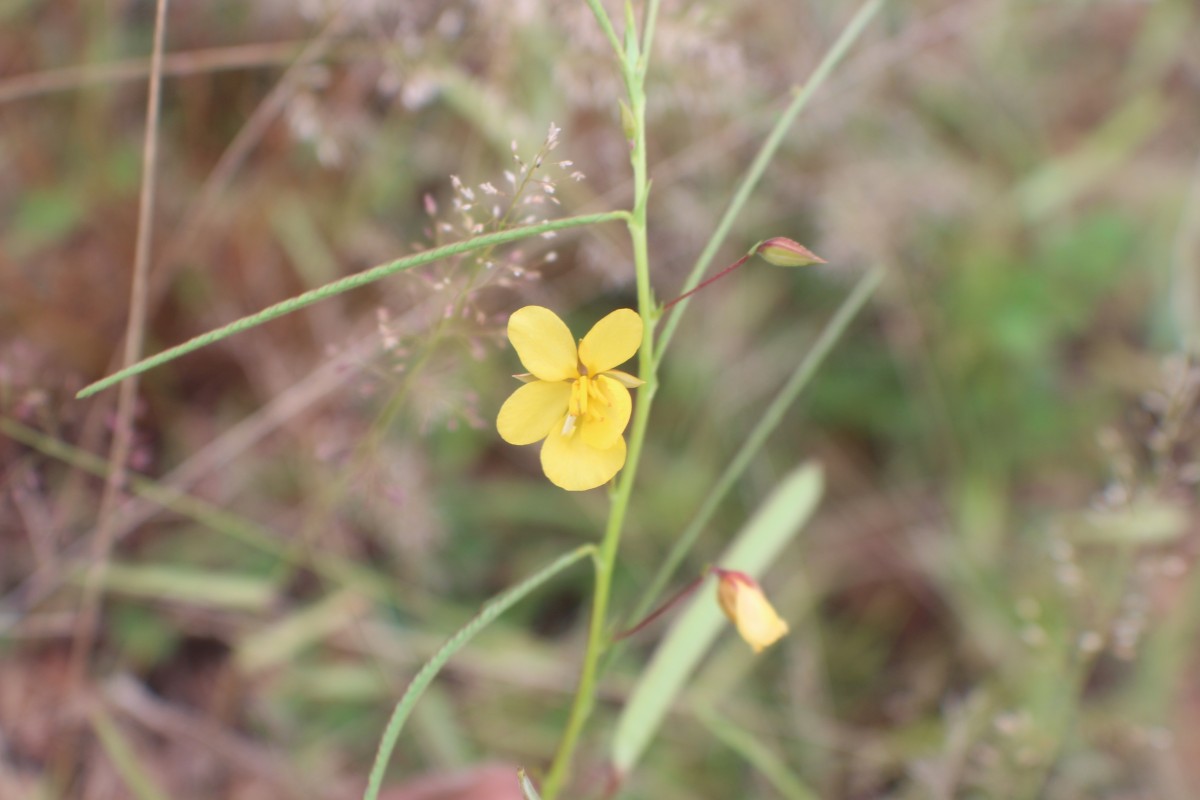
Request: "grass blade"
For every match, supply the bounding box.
[626,265,883,633]
[697,708,819,800]
[70,563,278,611]
[655,0,884,361]
[362,545,595,800]
[77,210,628,399]
[235,589,370,674]
[610,463,823,776]
[89,706,171,800]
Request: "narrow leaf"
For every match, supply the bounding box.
[697,708,819,800]
[655,0,885,359]
[90,706,171,800]
[72,563,277,611]
[235,589,370,674]
[363,545,595,800]
[610,463,823,775]
[77,211,627,399]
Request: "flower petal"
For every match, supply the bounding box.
[497,381,572,445]
[734,583,790,654]
[578,308,642,375]
[508,306,579,382]
[541,418,627,491]
[580,375,631,450]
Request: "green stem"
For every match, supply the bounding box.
[623,265,884,639]
[541,386,653,799]
[654,0,884,366]
[541,16,658,798]
[362,546,596,800]
[582,0,623,60]
[77,210,630,399]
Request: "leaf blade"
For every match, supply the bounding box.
[610,463,823,775]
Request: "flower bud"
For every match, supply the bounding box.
[753,237,825,268]
[714,569,789,653]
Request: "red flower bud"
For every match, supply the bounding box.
[753,237,825,268]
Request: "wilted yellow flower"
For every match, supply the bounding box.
[715,569,789,653]
[497,306,644,491]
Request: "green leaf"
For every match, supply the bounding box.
[73,563,277,611]
[90,706,171,800]
[362,545,595,800]
[77,211,628,399]
[610,463,823,775]
[697,708,819,800]
[235,589,370,674]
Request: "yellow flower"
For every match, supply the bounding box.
[497,306,644,491]
[714,569,789,653]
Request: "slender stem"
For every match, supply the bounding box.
[362,546,597,800]
[543,5,883,796]
[654,0,884,366]
[541,12,659,797]
[542,385,653,799]
[56,3,170,791]
[77,210,630,399]
[612,572,706,642]
[582,0,623,61]
[640,0,662,69]
[622,265,885,645]
[660,254,751,310]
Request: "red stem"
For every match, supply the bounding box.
[660,254,751,310]
[612,570,711,641]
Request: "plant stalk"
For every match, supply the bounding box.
[541,18,658,798]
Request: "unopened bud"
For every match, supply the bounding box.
[753,237,825,268]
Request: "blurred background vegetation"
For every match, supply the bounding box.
[3,0,1200,798]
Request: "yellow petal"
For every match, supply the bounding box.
[578,308,642,375]
[734,583,789,654]
[497,381,572,445]
[716,573,739,623]
[541,419,627,491]
[508,306,579,382]
[580,375,632,450]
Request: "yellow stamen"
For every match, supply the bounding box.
[568,378,585,418]
[588,379,610,408]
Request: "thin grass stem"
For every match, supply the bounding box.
[540,7,657,795]
[583,0,624,61]
[654,0,884,365]
[77,210,629,399]
[362,545,596,800]
[624,265,884,639]
[57,2,170,790]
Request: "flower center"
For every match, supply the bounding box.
[561,374,612,437]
